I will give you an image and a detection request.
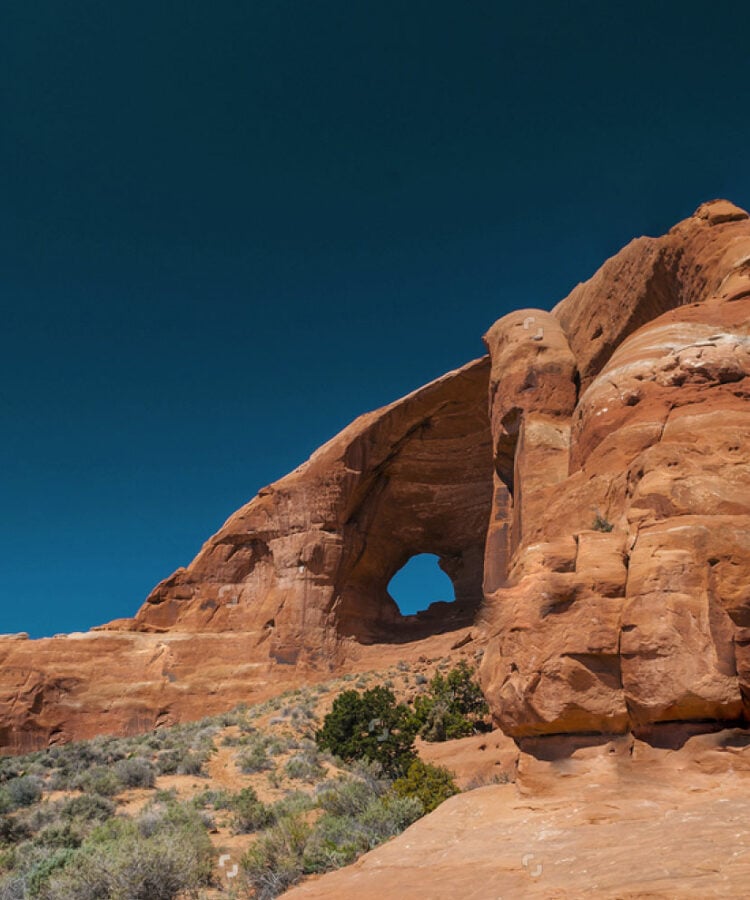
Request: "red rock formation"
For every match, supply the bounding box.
[1,199,748,752]
[0,360,493,752]
[479,199,750,737]
[131,356,493,654]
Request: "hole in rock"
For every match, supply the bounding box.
[388,554,456,616]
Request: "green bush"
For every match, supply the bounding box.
[302,813,367,871]
[241,814,311,899]
[4,777,42,810]
[412,661,489,742]
[192,788,232,809]
[302,790,422,873]
[315,687,418,776]
[393,759,459,813]
[114,757,155,789]
[35,822,83,850]
[176,750,205,776]
[60,794,115,823]
[284,752,325,783]
[26,848,77,897]
[40,806,213,900]
[269,791,315,821]
[230,787,274,834]
[357,793,423,841]
[156,744,208,776]
[317,776,378,818]
[298,765,422,875]
[154,749,181,775]
[592,512,614,532]
[238,738,274,774]
[0,815,30,845]
[72,767,122,797]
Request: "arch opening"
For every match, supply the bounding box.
[388,553,456,616]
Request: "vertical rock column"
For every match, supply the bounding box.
[480,310,632,735]
[482,310,579,583]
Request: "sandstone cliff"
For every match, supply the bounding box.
[1,199,748,753]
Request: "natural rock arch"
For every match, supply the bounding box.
[132,357,495,656]
[2,200,749,753]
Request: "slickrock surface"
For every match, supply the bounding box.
[1,199,749,752]
[285,730,750,899]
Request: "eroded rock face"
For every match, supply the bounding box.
[1,199,749,752]
[479,199,750,737]
[0,360,493,752]
[132,357,494,656]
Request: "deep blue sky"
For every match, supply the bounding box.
[2,2,749,635]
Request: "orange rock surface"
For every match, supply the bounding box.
[1,199,748,753]
[284,730,750,899]
[480,199,750,738]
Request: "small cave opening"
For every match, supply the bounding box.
[388,553,456,616]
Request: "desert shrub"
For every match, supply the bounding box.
[284,752,325,783]
[60,793,115,823]
[176,750,206,776]
[230,787,274,834]
[156,743,207,776]
[317,777,377,818]
[301,813,367,870]
[357,793,423,840]
[393,759,459,813]
[0,759,24,782]
[241,814,311,900]
[592,512,614,532]
[0,816,30,845]
[26,848,77,896]
[155,749,181,775]
[13,802,60,836]
[269,791,315,821]
[0,874,25,900]
[192,788,231,809]
[238,734,280,773]
[412,661,489,742]
[35,822,83,850]
[72,766,122,797]
[4,777,42,810]
[303,791,422,873]
[41,806,213,900]
[315,687,418,776]
[114,757,155,789]
[463,770,511,790]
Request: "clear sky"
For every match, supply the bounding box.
[2,2,749,635]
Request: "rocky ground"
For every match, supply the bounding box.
[0,648,499,898]
[288,728,750,899]
[4,641,750,897]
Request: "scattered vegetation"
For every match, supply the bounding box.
[0,659,489,898]
[240,762,424,898]
[38,803,213,900]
